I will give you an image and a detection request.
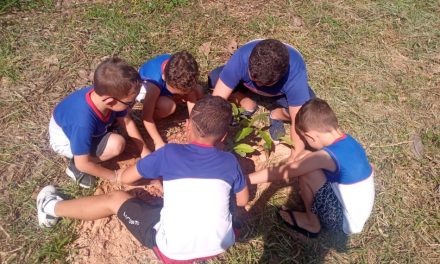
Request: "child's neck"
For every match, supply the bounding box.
[320,129,344,147]
[90,91,110,116]
[188,134,217,147]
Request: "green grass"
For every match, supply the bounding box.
[0,0,53,13]
[0,0,439,263]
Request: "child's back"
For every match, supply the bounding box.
[51,86,126,156]
[321,134,374,234]
[138,142,245,259]
[137,54,172,98]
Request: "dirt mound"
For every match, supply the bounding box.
[68,110,290,263]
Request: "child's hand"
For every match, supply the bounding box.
[146,179,163,197]
[114,168,123,184]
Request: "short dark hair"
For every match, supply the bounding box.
[249,39,289,86]
[94,57,141,98]
[164,51,199,93]
[295,98,339,134]
[190,95,231,139]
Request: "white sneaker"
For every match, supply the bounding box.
[36,185,63,228]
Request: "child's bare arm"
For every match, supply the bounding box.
[117,115,151,157]
[74,155,117,181]
[235,185,250,207]
[142,83,165,149]
[249,150,335,184]
[288,106,306,162]
[212,78,233,99]
[116,164,144,185]
[186,84,203,114]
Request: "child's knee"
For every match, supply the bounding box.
[107,134,126,156]
[300,170,327,193]
[107,191,133,212]
[155,97,176,118]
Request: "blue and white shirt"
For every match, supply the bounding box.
[53,86,127,155]
[136,54,173,102]
[136,143,246,260]
[323,134,375,234]
[219,40,314,106]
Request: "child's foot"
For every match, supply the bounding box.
[36,185,63,227]
[277,207,320,238]
[241,106,258,119]
[231,108,258,126]
[66,159,96,188]
[269,118,285,143]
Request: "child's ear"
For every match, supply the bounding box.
[162,73,166,81]
[102,97,116,106]
[185,119,191,132]
[304,132,316,142]
[219,132,228,143]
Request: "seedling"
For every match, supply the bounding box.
[227,103,274,157]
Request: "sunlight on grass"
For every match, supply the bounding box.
[0,0,439,262]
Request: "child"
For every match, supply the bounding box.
[209,39,315,161]
[49,57,150,188]
[137,51,203,150]
[37,96,249,263]
[249,98,375,236]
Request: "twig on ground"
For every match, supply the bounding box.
[0,224,10,239]
[368,141,413,148]
[0,246,23,256]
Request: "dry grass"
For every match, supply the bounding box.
[0,0,439,263]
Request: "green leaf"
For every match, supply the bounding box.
[234,127,254,142]
[259,130,273,150]
[249,112,269,127]
[279,135,294,146]
[239,118,251,127]
[235,149,247,157]
[231,103,239,117]
[233,143,255,155]
[259,130,273,158]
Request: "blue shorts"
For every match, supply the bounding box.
[312,181,343,231]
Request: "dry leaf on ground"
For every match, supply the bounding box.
[198,41,211,57]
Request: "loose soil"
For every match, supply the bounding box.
[68,106,292,264]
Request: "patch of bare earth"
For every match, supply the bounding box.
[68,106,291,263]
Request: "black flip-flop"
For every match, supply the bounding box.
[277,208,320,238]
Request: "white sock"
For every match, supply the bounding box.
[43,198,60,217]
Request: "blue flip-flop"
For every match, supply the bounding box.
[277,208,320,238]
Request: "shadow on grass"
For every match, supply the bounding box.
[242,181,348,263]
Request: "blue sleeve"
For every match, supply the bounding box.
[219,51,244,89]
[70,126,94,156]
[232,162,247,193]
[136,147,165,179]
[284,69,311,107]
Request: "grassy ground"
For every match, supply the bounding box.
[1,0,439,263]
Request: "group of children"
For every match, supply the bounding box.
[37,39,375,263]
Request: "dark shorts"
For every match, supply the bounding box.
[117,198,162,248]
[311,181,343,231]
[208,65,314,111]
[90,132,112,157]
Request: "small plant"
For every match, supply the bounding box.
[227,103,273,157]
